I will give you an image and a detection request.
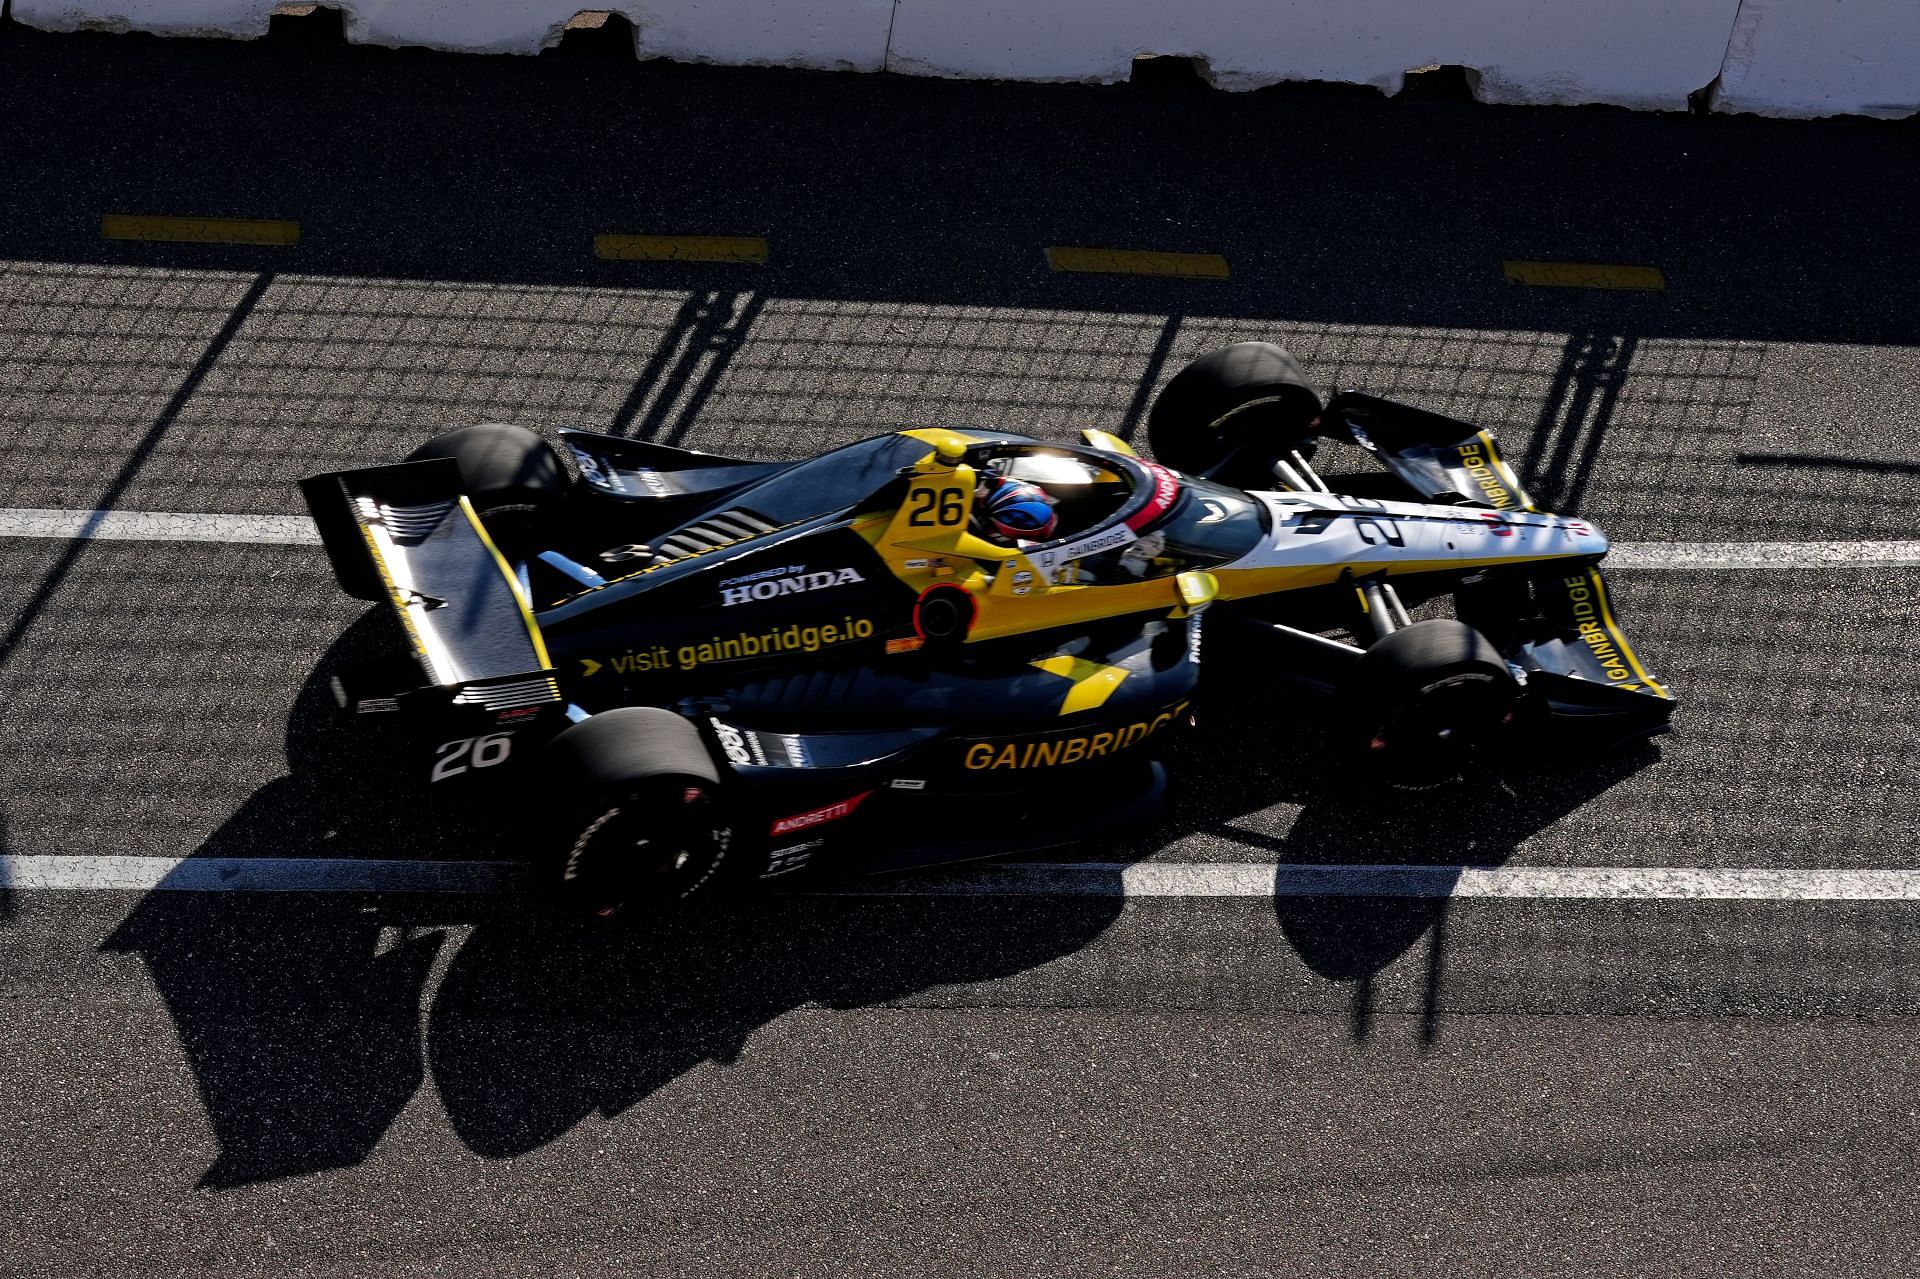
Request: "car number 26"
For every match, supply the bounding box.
[906,487,965,527]
[431,732,512,782]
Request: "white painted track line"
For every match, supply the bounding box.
[0,508,318,544]
[5,856,1919,900]
[1605,541,1920,569]
[1,507,1916,567]
[1,856,524,893]
[853,862,1920,900]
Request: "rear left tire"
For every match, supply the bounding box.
[405,423,571,551]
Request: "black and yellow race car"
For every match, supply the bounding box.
[302,342,1672,913]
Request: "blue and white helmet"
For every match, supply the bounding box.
[979,477,1058,542]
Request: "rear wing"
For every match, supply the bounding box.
[299,460,561,710]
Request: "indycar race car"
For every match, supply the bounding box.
[302,342,1672,913]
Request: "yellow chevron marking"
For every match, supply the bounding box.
[1031,656,1131,716]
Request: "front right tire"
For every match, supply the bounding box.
[1335,619,1519,790]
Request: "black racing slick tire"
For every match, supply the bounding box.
[1336,619,1519,790]
[405,423,571,549]
[1146,342,1325,487]
[538,708,731,918]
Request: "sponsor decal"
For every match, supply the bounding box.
[628,466,673,497]
[1032,523,1137,580]
[886,635,925,655]
[495,706,543,724]
[355,696,399,714]
[567,445,612,488]
[711,725,804,769]
[1198,500,1230,525]
[1012,571,1033,586]
[1455,440,1519,510]
[712,720,758,766]
[1187,614,1203,666]
[677,616,874,669]
[600,617,878,677]
[889,778,928,790]
[769,791,873,836]
[719,563,864,607]
[1481,512,1515,538]
[962,701,1190,770]
[1562,575,1638,686]
[1125,461,1182,531]
[762,838,824,878]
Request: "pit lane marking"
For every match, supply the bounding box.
[7,856,1920,900]
[1045,247,1231,279]
[101,215,300,246]
[594,234,768,264]
[1503,260,1665,291]
[5,509,1920,570]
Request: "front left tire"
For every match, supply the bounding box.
[1146,342,1325,488]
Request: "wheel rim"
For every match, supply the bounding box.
[561,782,727,916]
[1365,674,1513,788]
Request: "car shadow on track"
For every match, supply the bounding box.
[100,613,1128,1186]
[1160,665,1662,1044]
[101,611,1659,1185]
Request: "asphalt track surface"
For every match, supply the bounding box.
[3,24,1920,1277]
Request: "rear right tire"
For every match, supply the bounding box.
[538,708,730,917]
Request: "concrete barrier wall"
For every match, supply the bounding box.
[13,0,1919,119]
[1714,0,1920,119]
[888,0,1739,110]
[11,1,894,65]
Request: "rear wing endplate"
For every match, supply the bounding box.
[300,461,559,703]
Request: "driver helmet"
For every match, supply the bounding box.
[976,475,1058,544]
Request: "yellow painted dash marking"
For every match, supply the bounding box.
[102,214,300,246]
[595,234,768,264]
[1046,247,1230,279]
[1503,260,1665,291]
